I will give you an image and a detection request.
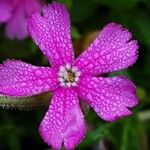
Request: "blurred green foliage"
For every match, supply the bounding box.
[0,0,150,150]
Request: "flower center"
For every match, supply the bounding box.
[58,64,81,87]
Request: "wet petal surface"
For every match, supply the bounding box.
[27,2,74,66]
[75,23,138,75]
[39,88,86,149]
[78,76,138,121]
[0,60,58,97]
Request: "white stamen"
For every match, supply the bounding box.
[74,77,79,82]
[66,82,72,87]
[71,82,77,87]
[60,82,66,87]
[65,64,71,70]
[58,64,81,87]
[59,66,66,72]
[75,71,81,77]
[72,66,78,72]
[58,71,64,77]
[63,71,68,80]
[58,77,64,82]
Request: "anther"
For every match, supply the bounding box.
[58,64,81,87]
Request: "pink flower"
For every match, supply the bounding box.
[0,2,139,149]
[0,0,43,40]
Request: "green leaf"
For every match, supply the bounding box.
[71,26,81,39]
[78,124,110,149]
[30,41,38,53]
[120,117,141,150]
[0,39,34,60]
[7,129,21,150]
[0,93,51,111]
[92,0,139,9]
[58,0,73,9]
[71,0,98,23]
[109,69,131,79]
[137,87,146,100]
[0,124,21,150]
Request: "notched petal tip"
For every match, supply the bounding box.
[27,1,73,66]
[39,89,86,149]
[64,125,86,149]
[39,125,62,149]
[75,22,139,75]
[41,1,68,18]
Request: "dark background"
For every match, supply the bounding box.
[0,0,150,149]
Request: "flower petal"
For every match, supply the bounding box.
[6,0,42,40]
[0,0,12,22]
[5,6,28,40]
[75,23,139,75]
[77,76,138,122]
[39,88,86,149]
[0,60,58,97]
[27,2,74,66]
